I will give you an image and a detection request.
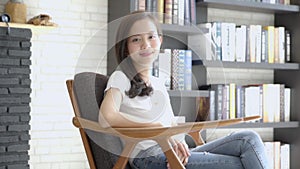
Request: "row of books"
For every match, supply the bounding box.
[196,83,291,122]
[260,0,290,5]
[152,49,192,90]
[264,142,290,169]
[134,0,196,25]
[188,22,291,64]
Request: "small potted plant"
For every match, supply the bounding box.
[5,0,27,23]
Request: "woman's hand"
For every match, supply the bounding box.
[167,139,191,169]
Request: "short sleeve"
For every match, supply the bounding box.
[105,71,130,97]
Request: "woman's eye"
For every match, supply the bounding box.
[131,38,141,43]
[149,34,157,40]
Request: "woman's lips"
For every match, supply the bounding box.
[140,51,153,57]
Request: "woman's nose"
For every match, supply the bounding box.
[141,38,151,49]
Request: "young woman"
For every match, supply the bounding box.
[99,11,270,169]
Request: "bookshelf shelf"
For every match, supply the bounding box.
[168,90,209,97]
[197,0,300,13]
[220,121,299,128]
[161,24,208,34]
[192,60,300,70]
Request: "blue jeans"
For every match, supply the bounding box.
[131,130,270,169]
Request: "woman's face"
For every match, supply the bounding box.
[127,18,162,70]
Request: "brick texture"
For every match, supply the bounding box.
[0,26,32,169]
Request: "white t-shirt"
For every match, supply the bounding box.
[102,71,184,159]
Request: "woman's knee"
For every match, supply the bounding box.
[231,130,263,144]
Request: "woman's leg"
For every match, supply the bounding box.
[131,130,269,169]
[191,130,270,169]
[132,149,244,169]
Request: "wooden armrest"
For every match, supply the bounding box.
[73,115,260,169]
[184,115,261,146]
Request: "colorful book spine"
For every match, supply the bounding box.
[171,49,179,90]
[184,50,192,90]
[164,0,173,24]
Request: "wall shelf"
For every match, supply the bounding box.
[0,22,57,34]
[197,0,300,13]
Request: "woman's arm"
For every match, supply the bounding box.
[99,88,162,128]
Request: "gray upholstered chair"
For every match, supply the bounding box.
[66,72,260,169]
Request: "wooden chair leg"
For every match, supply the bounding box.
[156,138,185,169]
[113,140,137,169]
[189,131,205,146]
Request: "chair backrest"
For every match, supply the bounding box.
[70,72,131,169]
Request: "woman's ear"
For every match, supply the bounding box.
[159,35,163,44]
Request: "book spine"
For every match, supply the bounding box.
[164,0,173,24]
[171,49,179,90]
[184,50,192,90]
[229,83,236,119]
[184,0,190,25]
[157,0,164,23]
[255,25,262,63]
[178,50,185,90]
[209,90,216,121]
[278,27,285,63]
[285,30,290,62]
[178,0,185,26]
[172,0,179,24]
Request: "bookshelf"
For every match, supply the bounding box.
[107,0,300,167]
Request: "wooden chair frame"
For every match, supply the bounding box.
[66,79,260,169]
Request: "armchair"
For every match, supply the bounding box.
[66,72,260,169]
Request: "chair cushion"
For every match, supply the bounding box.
[73,72,131,169]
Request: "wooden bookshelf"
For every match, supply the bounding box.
[197,0,300,13]
[168,90,209,97]
[192,60,300,70]
[220,121,299,128]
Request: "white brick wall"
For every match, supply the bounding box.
[1,0,107,168]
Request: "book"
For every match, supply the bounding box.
[171,49,179,90]
[229,83,236,119]
[263,26,275,63]
[172,0,179,24]
[211,22,222,61]
[164,0,173,24]
[157,0,164,23]
[196,96,210,121]
[235,25,247,62]
[221,22,236,62]
[280,144,290,169]
[184,50,192,90]
[178,0,185,26]
[284,88,291,122]
[210,84,224,120]
[278,27,285,63]
[285,30,291,62]
[159,49,172,90]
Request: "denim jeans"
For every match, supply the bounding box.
[131,130,270,169]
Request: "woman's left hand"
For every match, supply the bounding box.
[167,139,191,169]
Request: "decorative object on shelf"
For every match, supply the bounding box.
[5,0,27,24]
[0,13,11,35]
[27,14,57,26]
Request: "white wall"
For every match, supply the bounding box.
[1,0,107,168]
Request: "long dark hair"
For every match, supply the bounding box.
[115,11,162,98]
